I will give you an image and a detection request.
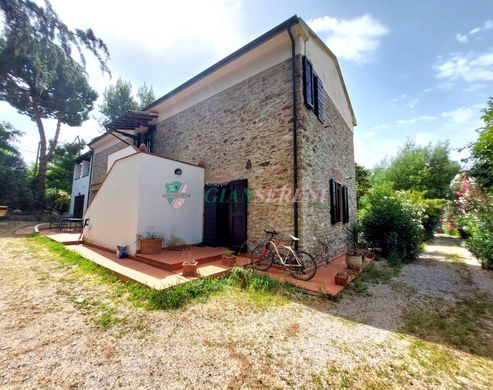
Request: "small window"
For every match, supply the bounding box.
[314,75,325,123]
[303,56,314,109]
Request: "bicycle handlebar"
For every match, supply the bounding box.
[264,229,278,236]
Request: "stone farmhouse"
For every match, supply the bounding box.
[70,15,357,259]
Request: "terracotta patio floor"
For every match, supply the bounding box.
[257,254,373,296]
[38,229,371,296]
[132,246,230,270]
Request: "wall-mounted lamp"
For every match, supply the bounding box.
[174,168,183,175]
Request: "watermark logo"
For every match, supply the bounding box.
[163,181,191,209]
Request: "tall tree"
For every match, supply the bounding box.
[469,97,493,191]
[0,122,30,207]
[98,78,156,128]
[0,0,109,202]
[373,139,460,199]
[137,82,156,108]
[98,78,137,127]
[355,163,371,207]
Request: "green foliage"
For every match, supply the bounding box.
[0,122,31,208]
[0,0,106,198]
[469,97,493,191]
[359,184,424,261]
[445,173,493,269]
[46,141,86,193]
[98,78,156,128]
[372,139,460,199]
[397,191,446,241]
[137,82,156,108]
[44,188,70,214]
[355,163,371,207]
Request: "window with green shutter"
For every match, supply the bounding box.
[303,56,314,109]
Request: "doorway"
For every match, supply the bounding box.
[73,195,85,218]
[203,179,248,251]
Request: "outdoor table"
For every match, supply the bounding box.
[61,217,84,231]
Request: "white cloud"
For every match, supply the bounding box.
[470,27,481,34]
[422,88,432,93]
[397,115,436,126]
[485,21,493,29]
[440,105,483,127]
[307,15,389,63]
[415,132,436,145]
[434,52,493,82]
[456,33,468,43]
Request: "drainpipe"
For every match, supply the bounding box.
[288,26,299,250]
[86,147,94,211]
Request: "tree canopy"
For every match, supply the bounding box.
[46,140,86,193]
[0,122,30,207]
[0,0,109,201]
[372,139,460,199]
[469,97,493,191]
[98,78,156,128]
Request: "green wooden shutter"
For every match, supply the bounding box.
[303,56,314,109]
[315,76,325,123]
[343,186,349,223]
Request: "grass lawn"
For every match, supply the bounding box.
[1,221,492,389]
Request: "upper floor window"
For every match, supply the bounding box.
[303,56,325,124]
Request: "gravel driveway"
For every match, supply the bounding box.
[1,222,492,389]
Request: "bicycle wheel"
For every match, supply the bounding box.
[251,244,274,271]
[290,251,317,281]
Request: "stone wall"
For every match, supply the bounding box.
[296,55,357,259]
[91,142,129,187]
[153,58,295,246]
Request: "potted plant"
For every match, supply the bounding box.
[181,247,198,277]
[346,222,363,270]
[139,232,163,254]
[222,250,237,266]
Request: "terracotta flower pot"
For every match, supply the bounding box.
[335,272,349,286]
[346,254,363,270]
[140,238,162,254]
[182,261,198,277]
[222,254,237,267]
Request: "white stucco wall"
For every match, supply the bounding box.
[135,155,204,248]
[107,145,137,172]
[83,152,204,255]
[83,155,140,252]
[69,174,90,215]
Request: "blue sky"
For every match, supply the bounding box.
[1,0,492,167]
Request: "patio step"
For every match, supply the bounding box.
[130,250,226,272]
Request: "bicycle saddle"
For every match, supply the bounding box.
[288,234,299,241]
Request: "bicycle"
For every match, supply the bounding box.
[251,230,317,281]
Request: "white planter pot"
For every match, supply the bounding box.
[346,254,363,270]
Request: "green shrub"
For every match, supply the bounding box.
[464,214,493,270]
[359,185,424,262]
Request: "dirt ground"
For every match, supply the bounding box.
[1,220,492,389]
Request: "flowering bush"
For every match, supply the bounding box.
[444,173,493,269]
[359,185,424,262]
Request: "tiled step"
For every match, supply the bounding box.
[130,253,223,271]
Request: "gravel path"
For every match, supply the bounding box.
[0,223,492,389]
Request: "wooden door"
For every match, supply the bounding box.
[228,179,248,252]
